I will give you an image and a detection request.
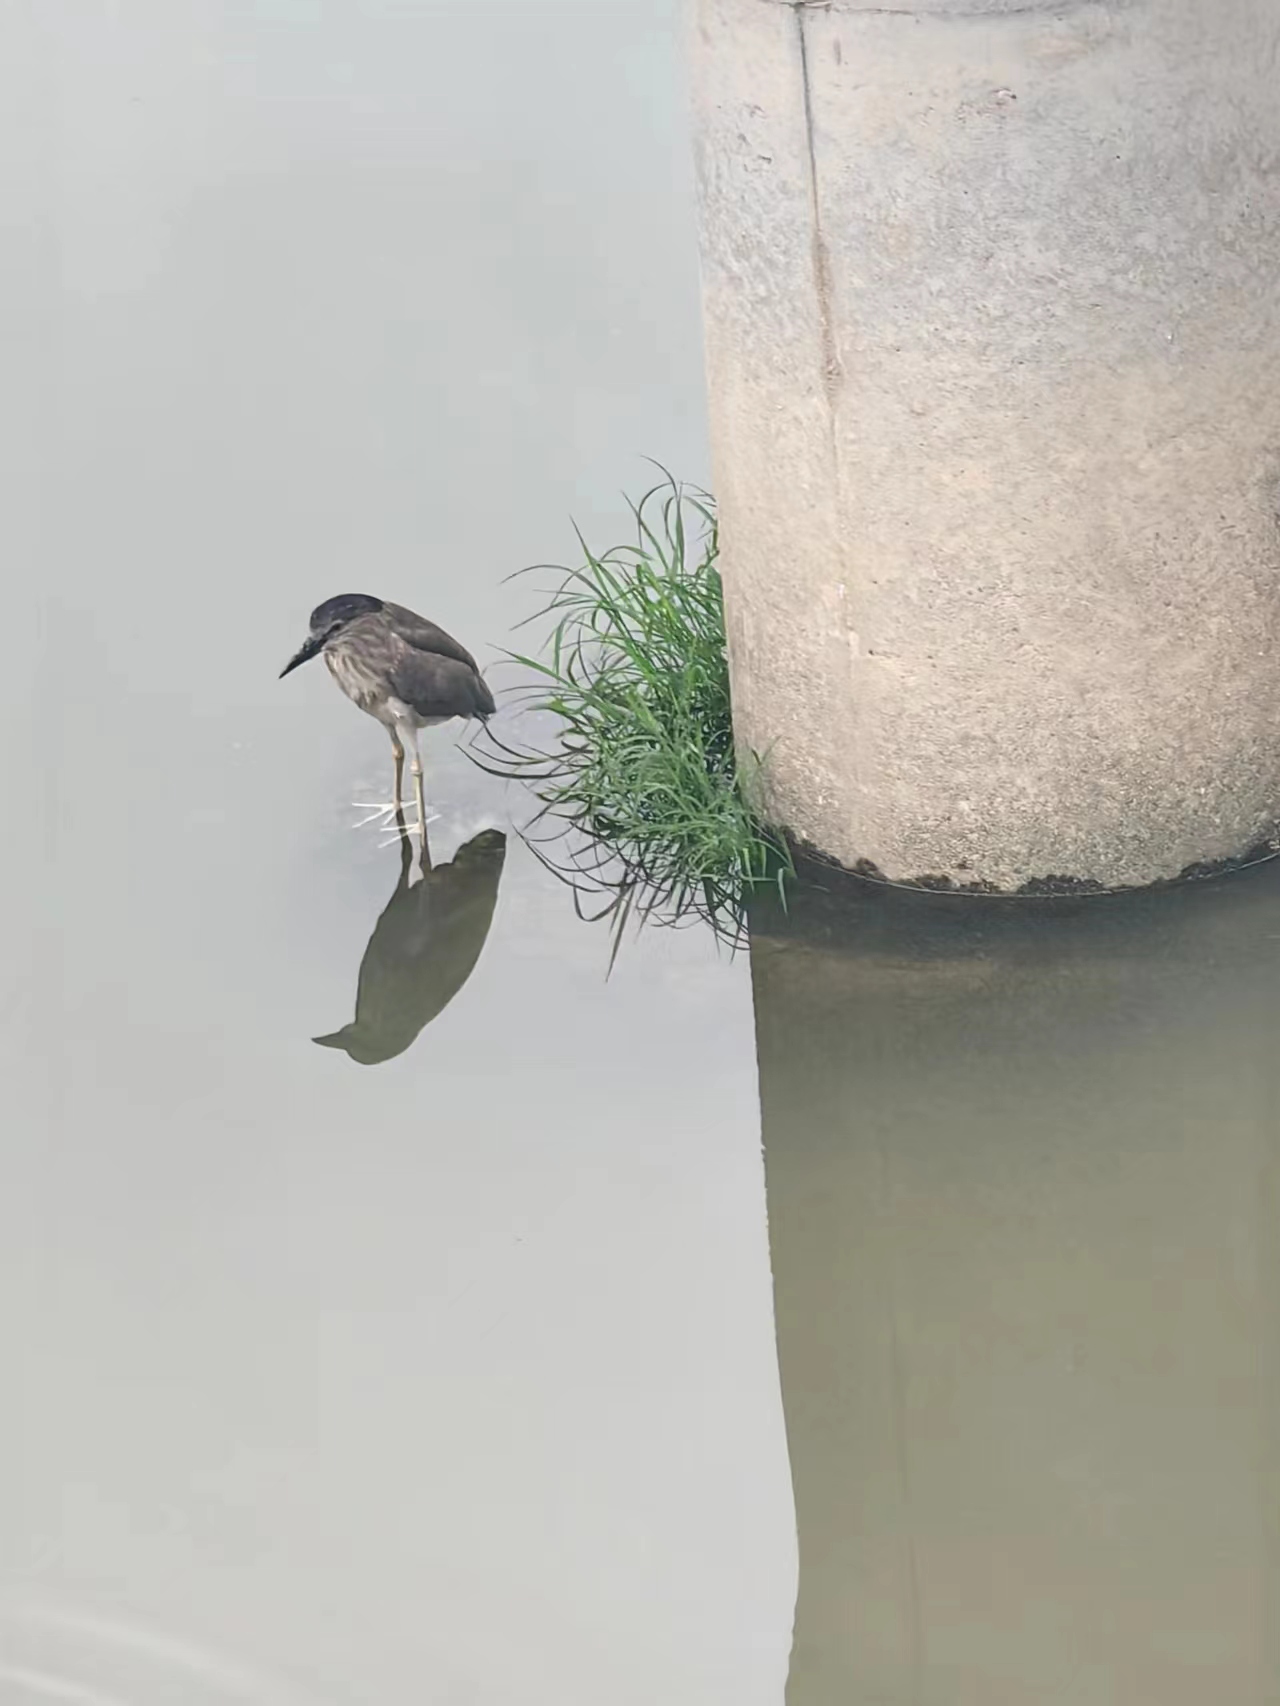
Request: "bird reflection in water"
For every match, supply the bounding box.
[315,823,506,1064]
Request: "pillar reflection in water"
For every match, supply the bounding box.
[750,856,1280,1705]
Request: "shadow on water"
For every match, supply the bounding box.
[748,851,1280,1705]
[480,780,1280,1700]
[482,803,758,964]
[545,848,752,965]
[314,826,507,1065]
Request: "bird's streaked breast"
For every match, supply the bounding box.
[324,640,391,720]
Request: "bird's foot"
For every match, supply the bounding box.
[350,800,440,848]
[351,799,405,830]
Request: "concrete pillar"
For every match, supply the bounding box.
[691,0,1280,890]
[750,860,1280,1703]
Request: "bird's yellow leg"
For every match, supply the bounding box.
[411,755,428,848]
[391,733,405,814]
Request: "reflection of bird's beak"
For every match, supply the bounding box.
[279,633,323,678]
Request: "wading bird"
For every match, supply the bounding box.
[279,594,495,844]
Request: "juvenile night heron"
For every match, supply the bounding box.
[279,594,495,842]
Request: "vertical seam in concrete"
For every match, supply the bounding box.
[795,0,863,845]
[793,4,842,418]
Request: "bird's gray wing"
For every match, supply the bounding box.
[386,635,495,720]
[381,602,479,673]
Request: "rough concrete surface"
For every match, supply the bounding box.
[692,0,1280,889]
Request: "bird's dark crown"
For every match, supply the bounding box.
[310,593,383,633]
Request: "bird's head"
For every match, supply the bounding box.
[279,594,384,678]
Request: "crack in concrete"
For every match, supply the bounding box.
[794,4,842,415]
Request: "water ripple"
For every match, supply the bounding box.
[0,1602,343,1706]
[0,1667,132,1706]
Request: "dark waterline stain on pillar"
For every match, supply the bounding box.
[798,833,1280,897]
[769,0,1116,18]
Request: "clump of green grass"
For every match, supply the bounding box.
[476,474,792,940]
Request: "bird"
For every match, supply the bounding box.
[313,826,507,1065]
[279,594,495,845]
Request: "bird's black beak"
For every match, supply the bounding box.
[279,633,323,679]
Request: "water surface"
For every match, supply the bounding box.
[9,3,1280,1703]
[3,4,793,1702]
[752,856,1280,1704]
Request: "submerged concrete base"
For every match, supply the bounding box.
[692,0,1280,890]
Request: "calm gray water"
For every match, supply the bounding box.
[6,3,1280,1704]
[2,5,792,1703]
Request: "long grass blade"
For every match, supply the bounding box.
[471,475,794,948]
